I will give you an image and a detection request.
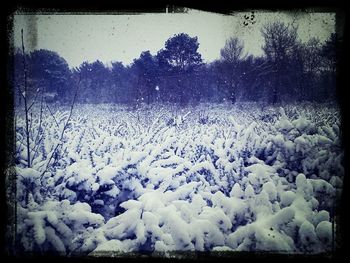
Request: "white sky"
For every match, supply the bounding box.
[13,9,335,69]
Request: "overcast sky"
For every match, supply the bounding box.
[13,9,335,69]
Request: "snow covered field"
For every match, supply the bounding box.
[14,102,343,256]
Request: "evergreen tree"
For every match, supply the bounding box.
[157,33,203,105]
[28,49,72,101]
[132,51,159,105]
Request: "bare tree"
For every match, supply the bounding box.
[261,22,298,61]
[261,22,298,104]
[220,37,246,103]
[220,37,245,65]
[20,29,31,168]
[301,38,323,100]
[39,74,81,178]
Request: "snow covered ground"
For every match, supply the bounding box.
[14,102,343,256]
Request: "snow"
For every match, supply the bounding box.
[16,167,41,179]
[317,210,330,222]
[45,226,66,253]
[14,102,343,255]
[262,181,278,201]
[280,191,296,207]
[315,221,332,243]
[244,184,255,198]
[299,220,318,247]
[270,207,295,227]
[292,116,312,133]
[96,165,118,184]
[29,212,46,245]
[276,118,294,132]
[229,183,244,199]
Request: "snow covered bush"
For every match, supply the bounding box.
[13,102,343,255]
[17,197,105,255]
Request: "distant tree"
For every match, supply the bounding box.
[220,37,245,65]
[13,49,27,105]
[238,55,263,101]
[261,22,298,104]
[158,33,202,73]
[300,38,323,101]
[157,33,203,105]
[90,61,110,102]
[319,33,337,101]
[132,51,159,105]
[193,63,218,102]
[28,49,72,101]
[74,60,110,103]
[208,60,227,102]
[219,37,246,103]
[244,56,278,102]
[110,61,135,103]
[321,33,337,73]
[73,62,92,103]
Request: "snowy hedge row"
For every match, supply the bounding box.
[14,102,343,255]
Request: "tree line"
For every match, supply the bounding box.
[12,21,339,107]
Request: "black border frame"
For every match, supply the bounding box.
[1,1,348,262]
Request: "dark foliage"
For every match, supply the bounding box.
[12,28,338,106]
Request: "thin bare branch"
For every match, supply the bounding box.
[27,88,41,111]
[40,75,81,178]
[46,103,60,128]
[21,28,31,168]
